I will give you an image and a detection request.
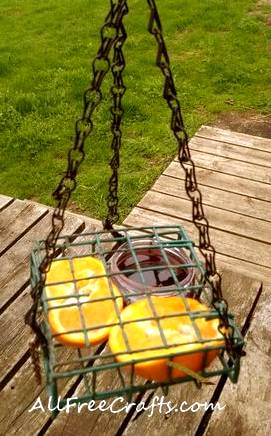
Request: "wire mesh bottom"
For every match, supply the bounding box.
[30,225,243,409]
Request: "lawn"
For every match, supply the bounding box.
[0,0,270,222]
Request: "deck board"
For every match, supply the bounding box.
[137,190,271,245]
[0,127,270,435]
[0,347,87,436]
[205,284,271,436]
[189,136,271,168]
[153,174,271,222]
[0,212,58,311]
[0,288,33,385]
[0,356,48,436]
[173,151,271,184]
[45,346,130,436]
[0,210,90,312]
[0,211,85,385]
[165,162,271,202]
[0,199,48,256]
[0,195,13,211]
[124,207,271,280]
[0,223,104,436]
[197,126,271,153]
[124,206,271,282]
[124,128,271,284]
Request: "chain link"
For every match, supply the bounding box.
[25,0,129,383]
[104,2,128,231]
[146,0,235,355]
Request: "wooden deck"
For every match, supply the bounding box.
[124,125,271,283]
[0,126,270,435]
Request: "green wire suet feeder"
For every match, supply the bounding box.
[26,0,244,414]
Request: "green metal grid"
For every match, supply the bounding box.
[30,225,244,411]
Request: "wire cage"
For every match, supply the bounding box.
[30,224,243,411]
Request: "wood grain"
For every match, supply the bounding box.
[0,212,97,312]
[0,347,89,436]
[124,205,271,269]
[0,213,57,312]
[173,151,271,184]
[0,288,32,384]
[124,207,271,280]
[164,162,271,202]
[137,190,271,245]
[152,175,271,222]
[0,200,48,256]
[189,136,271,168]
[0,224,104,436]
[0,195,13,211]
[1,126,270,435]
[205,284,271,436]
[213,254,271,284]
[0,213,85,384]
[0,356,49,436]
[45,346,134,436]
[197,126,271,153]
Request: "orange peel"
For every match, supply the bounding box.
[44,256,123,347]
[109,296,224,381]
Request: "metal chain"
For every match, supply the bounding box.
[25,0,239,385]
[146,0,235,356]
[25,0,129,383]
[104,3,128,231]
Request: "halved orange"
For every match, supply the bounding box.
[109,296,224,382]
[44,256,123,347]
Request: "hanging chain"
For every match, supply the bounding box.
[25,0,240,385]
[146,0,236,356]
[25,0,129,383]
[104,4,128,231]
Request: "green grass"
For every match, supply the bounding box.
[0,0,271,221]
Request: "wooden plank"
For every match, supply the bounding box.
[124,207,271,282]
[0,347,88,436]
[0,356,50,436]
[152,174,271,222]
[121,273,261,436]
[0,213,57,312]
[214,254,271,284]
[0,224,105,436]
[0,288,32,384]
[0,288,78,389]
[205,284,271,436]
[0,200,48,256]
[173,151,271,185]
[0,212,98,312]
[137,190,271,245]
[197,126,271,153]
[135,191,271,264]
[45,346,132,436]
[190,136,271,168]
[164,161,271,203]
[66,211,102,230]
[0,195,13,211]
[0,213,85,385]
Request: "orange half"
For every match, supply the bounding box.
[109,296,224,381]
[44,256,123,347]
